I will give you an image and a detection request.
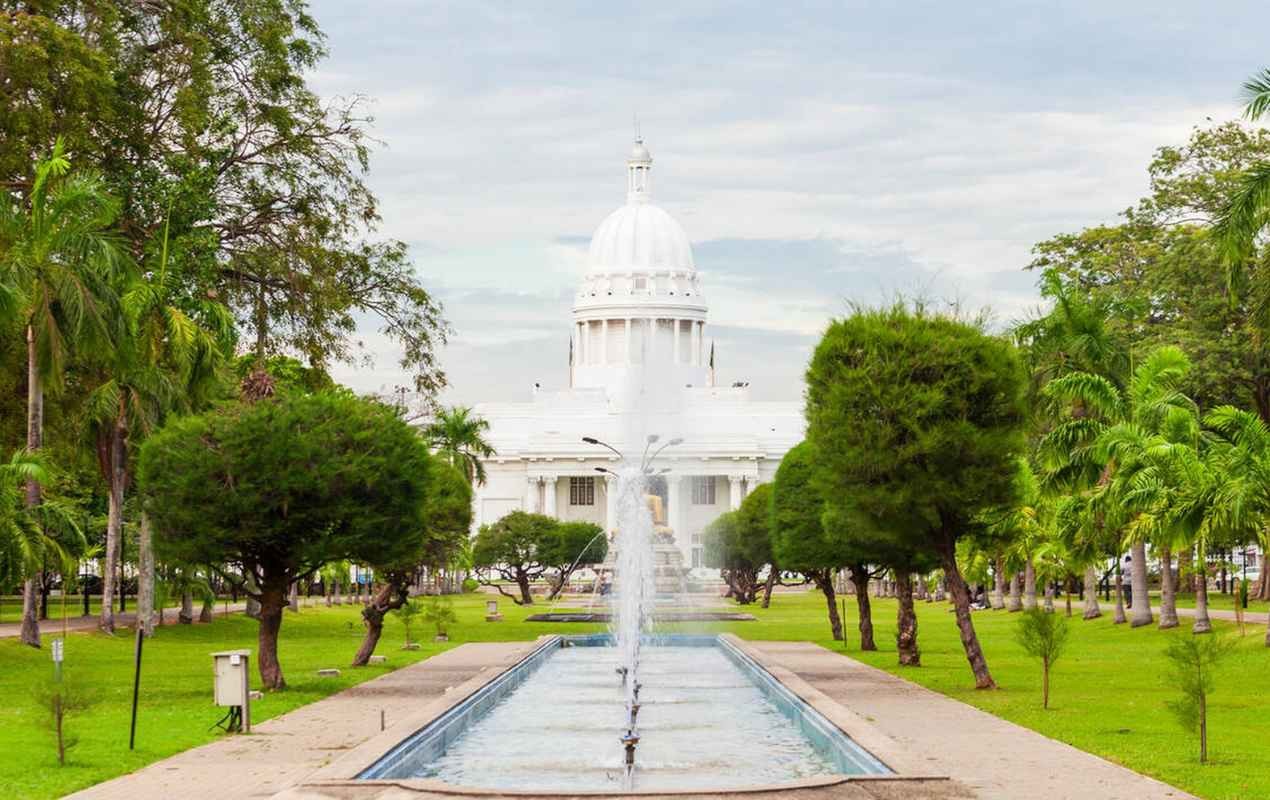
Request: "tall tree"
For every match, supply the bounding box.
[352,458,470,667]
[0,141,126,646]
[138,391,432,688]
[1216,69,1270,278]
[424,406,496,486]
[806,305,1027,689]
[770,442,845,641]
[2,3,448,396]
[89,213,231,633]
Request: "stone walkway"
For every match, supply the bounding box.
[0,603,249,639]
[67,640,542,800]
[743,641,1195,800]
[66,639,1196,800]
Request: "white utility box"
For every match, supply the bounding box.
[211,649,252,732]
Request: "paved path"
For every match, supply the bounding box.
[0,603,251,639]
[744,641,1195,800]
[67,640,542,800]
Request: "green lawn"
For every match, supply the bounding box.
[0,591,1266,799]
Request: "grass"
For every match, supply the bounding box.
[1,591,1266,799]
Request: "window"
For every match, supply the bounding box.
[691,476,716,505]
[569,476,595,506]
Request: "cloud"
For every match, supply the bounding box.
[312,0,1264,405]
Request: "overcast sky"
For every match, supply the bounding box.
[307,1,1263,405]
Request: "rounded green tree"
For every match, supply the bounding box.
[806,305,1027,688]
[137,391,433,689]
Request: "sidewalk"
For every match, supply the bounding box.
[0,602,249,639]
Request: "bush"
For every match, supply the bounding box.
[462,577,479,593]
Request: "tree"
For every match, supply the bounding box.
[88,212,231,634]
[1163,633,1236,763]
[422,595,457,641]
[0,140,127,646]
[806,305,1027,688]
[1215,69,1270,278]
[352,458,471,667]
[544,521,607,600]
[703,489,778,606]
[1,4,448,397]
[424,406,495,486]
[471,511,558,605]
[770,442,846,641]
[393,599,423,648]
[137,391,432,689]
[1015,609,1070,709]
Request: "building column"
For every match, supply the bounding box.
[525,476,540,513]
[690,320,699,366]
[600,320,609,365]
[647,318,656,361]
[543,475,558,517]
[727,474,743,510]
[673,318,681,365]
[605,475,619,531]
[471,481,484,533]
[666,474,684,551]
[697,321,705,366]
[743,477,757,498]
[623,318,632,364]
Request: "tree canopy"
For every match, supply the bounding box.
[138,391,432,687]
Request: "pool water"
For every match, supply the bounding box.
[383,641,873,791]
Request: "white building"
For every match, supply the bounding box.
[473,139,803,569]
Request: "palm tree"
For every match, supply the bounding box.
[0,451,87,603]
[424,406,495,486]
[1041,347,1198,628]
[0,140,127,646]
[1215,69,1270,279]
[90,213,231,633]
[1202,406,1270,645]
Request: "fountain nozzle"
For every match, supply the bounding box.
[629,702,641,723]
[621,729,640,766]
[616,666,628,684]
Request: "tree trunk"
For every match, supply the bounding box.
[137,514,155,636]
[333,577,343,605]
[813,571,843,641]
[244,572,262,619]
[895,569,920,666]
[1113,563,1127,624]
[1006,570,1022,612]
[1082,565,1101,619]
[991,558,1005,610]
[353,581,410,666]
[937,530,996,689]
[1130,540,1152,627]
[848,564,876,651]
[1043,581,1054,613]
[256,582,288,689]
[99,421,126,634]
[1159,545,1178,630]
[199,596,214,623]
[1192,557,1212,634]
[1023,560,1038,611]
[760,567,777,608]
[179,590,194,624]
[516,572,533,605]
[1042,659,1050,709]
[20,326,43,648]
[1255,552,1269,601]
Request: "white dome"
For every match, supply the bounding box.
[587,202,695,272]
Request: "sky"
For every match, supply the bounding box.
[307,1,1265,405]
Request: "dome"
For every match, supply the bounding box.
[629,139,652,162]
[587,202,695,271]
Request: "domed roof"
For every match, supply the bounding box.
[587,202,694,271]
[586,138,694,272]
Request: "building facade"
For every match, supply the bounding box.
[472,139,803,570]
